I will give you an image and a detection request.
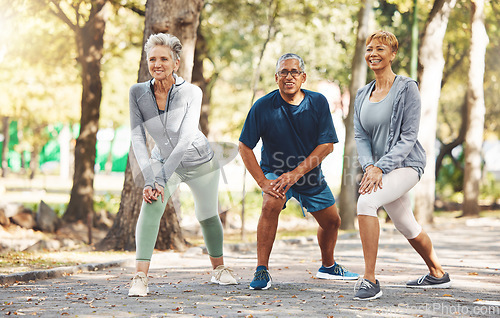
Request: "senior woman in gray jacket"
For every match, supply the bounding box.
[128,33,237,297]
[352,30,450,301]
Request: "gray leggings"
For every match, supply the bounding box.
[135,159,223,261]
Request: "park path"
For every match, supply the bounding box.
[1,216,499,317]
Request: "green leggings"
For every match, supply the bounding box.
[135,159,224,261]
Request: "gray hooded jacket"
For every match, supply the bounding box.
[129,74,213,189]
[354,75,426,178]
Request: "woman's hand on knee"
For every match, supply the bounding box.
[143,186,156,204]
[154,182,165,203]
[359,165,383,194]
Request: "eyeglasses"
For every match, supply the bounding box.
[277,70,303,78]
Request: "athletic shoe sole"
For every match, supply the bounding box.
[316,272,359,280]
[249,281,272,290]
[210,276,238,285]
[128,288,149,297]
[406,281,452,289]
[353,290,383,300]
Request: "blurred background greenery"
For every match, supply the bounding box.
[0,0,499,225]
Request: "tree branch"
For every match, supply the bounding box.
[435,94,467,178]
[109,0,145,16]
[48,0,77,32]
[441,56,464,88]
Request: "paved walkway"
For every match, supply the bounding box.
[1,217,499,317]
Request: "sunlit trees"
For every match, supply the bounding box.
[462,0,489,217]
[22,0,110,223]
[0,1,80,179]
[338,0,373,230]
[413,0,457,223]
[97,0,203,251]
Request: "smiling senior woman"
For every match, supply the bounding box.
[353,30,451,301]
[127,33,237,297]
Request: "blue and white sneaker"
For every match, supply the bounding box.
[316,262,359,280]
[249,265,272,290]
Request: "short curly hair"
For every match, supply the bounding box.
[366,30,399,53]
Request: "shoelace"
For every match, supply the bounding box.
[354,278,373,292]
[333,264,347,275]
[417,274,428,285]
[254,269,271,281]
[132,274,148,286]
[214,266,235,280]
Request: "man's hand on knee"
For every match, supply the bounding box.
[272,171,302,194]
[259,179,286,200]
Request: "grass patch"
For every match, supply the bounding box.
[0,251,132,275]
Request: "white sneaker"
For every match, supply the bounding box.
[211,265,238,285]
[128,272,149,297]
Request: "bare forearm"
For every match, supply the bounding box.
[271,143,333,193]
[238,142,267,187]
[293,143,333,177]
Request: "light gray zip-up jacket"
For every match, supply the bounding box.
[354,75,426,178]
[129,74,213,189]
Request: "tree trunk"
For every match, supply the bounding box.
[1,116,9,177]
[63,0,107,223]
[338,0,372,230]
[97,0,203,251]
[462,0,488,217]
[413,0,456,224]
[192,24,211,136]
[29,148,39,180]
[410,0,418,80]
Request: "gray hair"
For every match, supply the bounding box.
[275,53,306,73]
[144,33,182,60]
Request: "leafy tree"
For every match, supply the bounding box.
[413,0,457,223]
[462,0,488,217]
[0,1,80,177]
[23,0,110,223]
[97,0,203,251]
[338,0,373,230]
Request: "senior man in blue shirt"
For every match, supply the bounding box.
[239,53,359,290]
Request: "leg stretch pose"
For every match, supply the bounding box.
[129,160,237,296]
[238,53,358,290]
[250,172,358,290]
[355,168,450,300]
[353,30,450,300]
[128,33,237,297]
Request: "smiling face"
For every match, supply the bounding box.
[365,39,397,72]
[275,58,306,99]
[147,45,180,81]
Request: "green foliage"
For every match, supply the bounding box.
[203,0,358,139]
[480,172,500,203]
[436,152,464,200]
[1,0,498,209]
[100,4,144,129]
[94,193,121,214]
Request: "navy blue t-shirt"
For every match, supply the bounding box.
[239,89,338,195]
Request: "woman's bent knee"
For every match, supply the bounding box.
[357,196,379,217]
[395,222,422,239]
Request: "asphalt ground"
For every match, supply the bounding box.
[1,216,499,317]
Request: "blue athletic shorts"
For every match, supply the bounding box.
[265,172,336,216]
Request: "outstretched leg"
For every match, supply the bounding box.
[407,230,445,278]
